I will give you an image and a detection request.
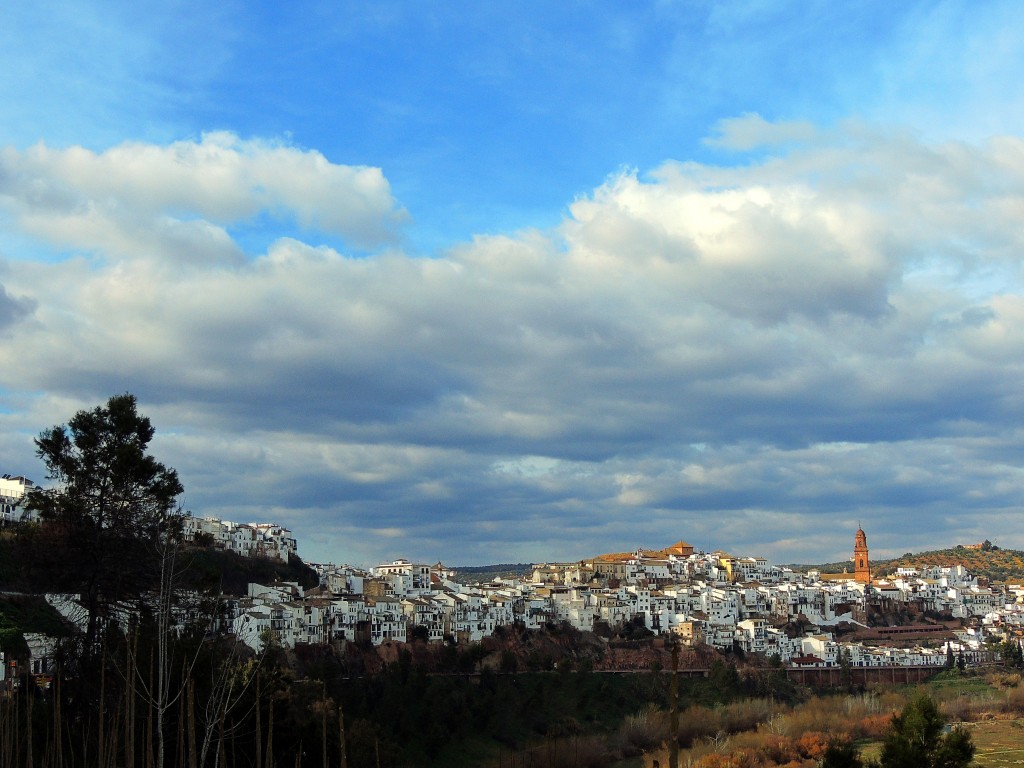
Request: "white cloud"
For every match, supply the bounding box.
[705,113,819,151]
[0,133,407,263]
[2,125,1024,564]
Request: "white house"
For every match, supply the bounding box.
[0,475,35,525]
[181,514,297,562]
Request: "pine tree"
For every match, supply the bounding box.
[878,694,974,768]
[25,393,184,655]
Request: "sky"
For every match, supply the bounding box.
[2,2,1024,567]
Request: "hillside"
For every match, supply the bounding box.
[181,546,320,594]
[795,543,1024,583]
[0,529,318,596]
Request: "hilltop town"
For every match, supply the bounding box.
[221,529,1012,672]
[4,473,1021,683]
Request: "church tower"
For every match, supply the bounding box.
[854,526,871,584]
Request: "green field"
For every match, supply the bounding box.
[963,719,1024,766]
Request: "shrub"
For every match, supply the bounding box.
[615,706,667,756]
[794,731,830,760]
[853,713,893,740]
[718,698,775,734]
[677,705,718,746]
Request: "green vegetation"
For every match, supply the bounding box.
[966,719,1024,767]
[875,694,974,768]
[646,680,995,768]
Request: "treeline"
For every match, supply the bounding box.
[2,631,796,768]
[4,645,988,768]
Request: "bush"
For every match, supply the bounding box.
[614,706,667,756]
[676,705,716,746]
[1001,683,1024,715]
[853,713,893,740]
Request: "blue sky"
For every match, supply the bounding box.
[2,2,1024,566]
[9,2,1011,253]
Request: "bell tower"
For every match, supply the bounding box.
[854,526,871,584]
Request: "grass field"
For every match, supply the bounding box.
[960,718,1024,767]
[843,719,1022,768]
[926,671,998,697]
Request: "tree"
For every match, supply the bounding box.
[878,694,974,768]
[25,393,184,654]
[838,646,854,689]
[820,737,864,768]
[1001,638,1024,669]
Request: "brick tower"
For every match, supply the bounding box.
[854,526,871,584]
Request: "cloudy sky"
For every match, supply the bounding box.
[2,2,1024,567]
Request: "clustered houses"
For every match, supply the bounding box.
[6,507,1022,677]
[180,514,297,563]
[226,560,519,651]
[215,540,1004,670]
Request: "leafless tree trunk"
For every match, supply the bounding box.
[188,680,198,768]
[125,636,136,768]
[338,701,347,768]
[52,673,63,768]
[197,644,264,768]
[98,659,106,768]
[25,679,33,768]
[177,671,186,767]
[265,696,274,768]
[254,677,262,768]
[127,541,208,768]
[146,651,155,768]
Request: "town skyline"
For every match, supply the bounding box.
[2,4,1024,567]
[4,475,999,580]
[0,462,1016,569]
[145,520,1009,680]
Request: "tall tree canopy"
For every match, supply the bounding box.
[25,393,184,649]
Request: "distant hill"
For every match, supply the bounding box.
[451,563,534,583]
[792,543,1024,584]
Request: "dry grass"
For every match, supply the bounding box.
[580,674,1024,767]
[948,718,1024,767]
[615,706,669,756]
